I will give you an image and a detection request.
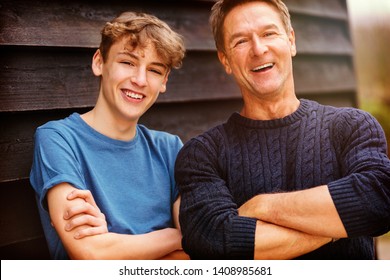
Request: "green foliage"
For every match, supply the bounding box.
[360,99,390,154]
[351,12,390,155]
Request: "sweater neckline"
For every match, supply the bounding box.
[229,99,313,128]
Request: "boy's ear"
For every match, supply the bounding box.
[159,69,170,94]
[92,49,103,76]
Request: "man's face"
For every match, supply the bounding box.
[218,1,296,101]
[93,37,169,124]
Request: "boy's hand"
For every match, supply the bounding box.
[64,189,108,239]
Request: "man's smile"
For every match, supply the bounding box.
[251,62,275,73]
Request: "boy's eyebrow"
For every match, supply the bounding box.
[117,51,168,70]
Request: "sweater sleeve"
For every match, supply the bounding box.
[175,131,257,259]
[328,108,390,237]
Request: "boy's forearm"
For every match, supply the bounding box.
[67,228,182,260]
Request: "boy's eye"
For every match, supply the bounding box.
[150,69,163,75]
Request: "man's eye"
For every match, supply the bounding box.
[234,39,247,47]
[264,32,277,37]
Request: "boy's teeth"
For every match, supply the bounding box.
[125,91,143,99]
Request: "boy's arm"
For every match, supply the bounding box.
[64,189,189,260]
[48,183,183,259]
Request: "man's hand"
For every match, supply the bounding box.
[64,189,108,239]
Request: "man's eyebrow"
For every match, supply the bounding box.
[117,51,168,69]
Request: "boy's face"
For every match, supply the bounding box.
[92,37,169,124]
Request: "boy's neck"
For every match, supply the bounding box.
[81,108,137,141]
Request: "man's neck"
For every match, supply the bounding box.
[240,96,300,121]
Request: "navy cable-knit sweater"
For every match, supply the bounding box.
[175,99,390,259]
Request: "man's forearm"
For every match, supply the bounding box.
[254,220,331,259]
[240,185,347,238]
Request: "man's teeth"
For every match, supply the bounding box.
[125,91,143,100]
[252,63,274,72]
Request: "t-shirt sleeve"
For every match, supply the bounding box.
[30,126,86,211]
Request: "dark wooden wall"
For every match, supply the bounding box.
[0,0,356,259]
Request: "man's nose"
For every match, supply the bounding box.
[251,35,269,56]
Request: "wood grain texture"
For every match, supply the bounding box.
[0,49,355,112]
[0,0,351,54]
[0,0,357,259]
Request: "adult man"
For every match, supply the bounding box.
[30,11,188,259]
[175,0,390,259]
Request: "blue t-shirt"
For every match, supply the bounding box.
[30,113,183,259]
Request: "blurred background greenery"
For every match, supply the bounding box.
[347,0,390,152]
[347,0,390,259]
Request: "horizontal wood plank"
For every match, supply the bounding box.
[194,0,349,20]
[0,0,213,50]
[285,0,348,20]
[0,236,50,260]
[0,48,355,112]
[293,55,356,94]
[0,0,351,54]
[0,180,45,247]
[293,16,353,55]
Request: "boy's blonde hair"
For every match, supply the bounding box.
[100,11,185,69]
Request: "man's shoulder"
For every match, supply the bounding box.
[318,102,375,124]
[181,123,228,155]
[191,122,226,141]
[304,99,373,123]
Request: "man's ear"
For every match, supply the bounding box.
[289,29,297,57]
[92,49,103,76]
[218,50,232,74]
